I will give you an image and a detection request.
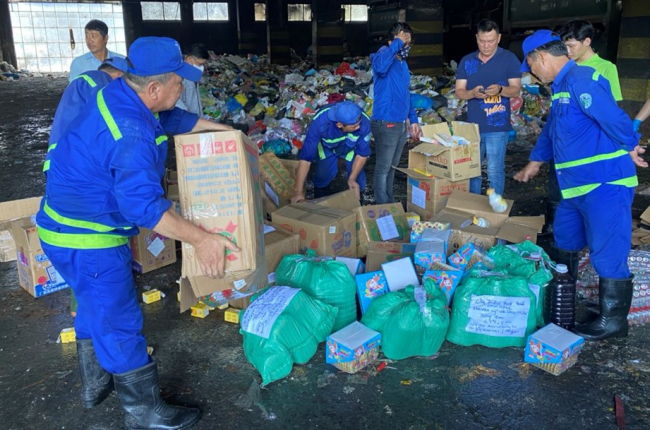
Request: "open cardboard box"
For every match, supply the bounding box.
[409,122,481,182]
[431,191,543,253]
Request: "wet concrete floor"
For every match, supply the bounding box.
[1,77,650,429]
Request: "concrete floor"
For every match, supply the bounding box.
[1,77,650,430]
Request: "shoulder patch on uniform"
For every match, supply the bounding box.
[579,93,592,109]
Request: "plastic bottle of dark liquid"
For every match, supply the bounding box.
[544,264,576,330]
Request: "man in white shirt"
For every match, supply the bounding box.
[69,20,124,82]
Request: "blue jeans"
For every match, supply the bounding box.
[372,121,407,204]
[469,131,510,196]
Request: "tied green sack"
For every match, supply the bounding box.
[487,240,553,327]
[361,280,450,360]
[446,270,537,348]
[275,254,357,332]
[241,286,338,386]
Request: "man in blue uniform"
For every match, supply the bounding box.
[291,101,371,202]
[515,30,647,341]
[49,58,128,159]
[371,22,421,204]
[37,37,239,429]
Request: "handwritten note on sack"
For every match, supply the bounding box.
[465,294,530,338]
[240,286,300,339]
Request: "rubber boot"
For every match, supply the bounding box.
[573,276,634,341]
[113,358,201,430]
[537,199,559,256]
[550,246,580,282]
[77,338,114,408]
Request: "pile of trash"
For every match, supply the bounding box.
[0,61,31,81]
[197,53,549,156]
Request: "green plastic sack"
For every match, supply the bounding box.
[446,271,537,348]
[487,240,553,327]
[275,254,356,332]
[361,280,450,360]
[241,286,337,386]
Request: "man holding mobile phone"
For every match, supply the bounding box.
[455,19,522,197]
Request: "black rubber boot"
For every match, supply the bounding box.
[77,338,114,408]
[113,359,201,430]
[537,199,559,255]
[573,276,634,341]
[551,246,580,282]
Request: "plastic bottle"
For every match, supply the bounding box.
[473,216,490,228]
[544,264,576,330]
[525,251,542,271]
[487,188,508,213]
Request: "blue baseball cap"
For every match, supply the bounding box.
[101,57,128,73]
[127,37,202,82]
[520,30,561,72]
[328,101,362,125]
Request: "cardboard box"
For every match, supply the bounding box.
[224,307,240,324]
[326,322,381,374]
[432,191,542,254]
[337,256,365,276]
[366,241,416,272]
[130,228,177,274]
[354,203,410,257]
[524,324,584,376]
[259,152,296,208]
[410,122,481,181]
[272,202,356,257]
[142,289,162,304]
[9,216,70,298]
[405,212,420,228]
[355,271,389,314]
[175,130,266,300]
[382,257,419,292]
[229,223,299,310]
[309,189,361,212]
[423,262,463,305]
[262,195,279,220]
[0,197,42,262]
[395,170,470,221]
[414,239,447,272]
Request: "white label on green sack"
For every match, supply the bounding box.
[240,286,300,339]
[466,294,530,338]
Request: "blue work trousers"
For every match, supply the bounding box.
[313,153,366,191]
[554,184,634,279]
[41,242,149,374]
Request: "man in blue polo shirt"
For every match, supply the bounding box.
[515,30,647,341]
[37,37,238,429]
[456,19,521,196]
[69,20,124,82]
[291,101,371,202]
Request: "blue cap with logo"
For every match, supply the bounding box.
[101,57,128,73]
[328,101,362,125]
[520,30,561,72]
[127,37,202,82]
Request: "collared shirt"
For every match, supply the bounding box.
[530,61,638,199]
[175,78,204,116]
[456,47,521,133]
[579,54,622,101]
[50,70,113,145]
[299,104,372,163]
[69,50,124,82]
[370,39,418,124]
[37,78,199,248]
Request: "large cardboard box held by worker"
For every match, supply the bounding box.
[395,169,470,220]
[409,122,480,182]
[272,202,356,257]
[354,203,410,257]
[129,228,177,274]
[431,191,543,254]
[229,223,300,309]
[259,153,296,208]
[175,130,266,299]
[9,216,70,297]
